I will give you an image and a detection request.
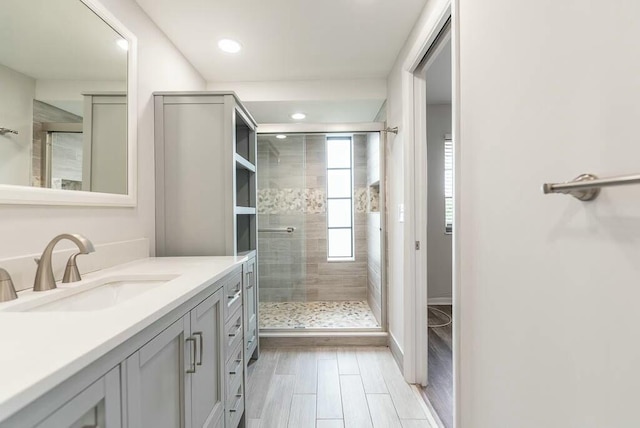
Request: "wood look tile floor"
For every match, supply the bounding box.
[246,346,433,428]
[422,305,453,428]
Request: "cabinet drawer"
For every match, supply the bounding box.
[225,341,244,397]
[224,271,243,321]
[224,307,243,358]
[225,377,244,428]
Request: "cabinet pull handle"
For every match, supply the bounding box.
[246,270,255,289]
[230,384,244,412]
[229,394,243,413]
[227,289,241,305]
[186,337,197,373]
[229,323,242,338]
[193,331,203,366]
[229,358,243,375]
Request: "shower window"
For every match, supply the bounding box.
[326,136,354,260]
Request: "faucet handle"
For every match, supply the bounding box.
[0,268,17,302]
[62,253,83,284]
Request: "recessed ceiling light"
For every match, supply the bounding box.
[290,113,306,120]
[116,39,129,51]
[218,38,242,54]
[276,134,287,139]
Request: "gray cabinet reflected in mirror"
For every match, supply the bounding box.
[0,0,129,197]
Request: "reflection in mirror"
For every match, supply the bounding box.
[0,0,128,195]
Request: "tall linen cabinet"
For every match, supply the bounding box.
[154,92,259,428]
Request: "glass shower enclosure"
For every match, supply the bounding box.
[257,132,384,331]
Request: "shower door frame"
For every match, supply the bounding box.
[257,122,388,333]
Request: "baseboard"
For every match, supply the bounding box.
[388,332,404,372]
[2,238,149,292]
[415,386,446,428]
[260,331,388,347]
[428,297,452,305]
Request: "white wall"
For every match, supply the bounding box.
[0,0,204,275]
[385,0,450,359]
[426,104,452,301]
[457,0,640,426]
[0,64,35,186]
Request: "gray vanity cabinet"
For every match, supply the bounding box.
[125,315,190,428]
[82,93,127,195]
[35,367,121,428]
[190,292,225,428]
[126,288,225,428]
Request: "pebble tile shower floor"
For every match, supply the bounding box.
[259,301,379,329]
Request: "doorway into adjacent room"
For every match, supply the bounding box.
[416,18,453,428]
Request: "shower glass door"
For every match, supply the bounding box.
[257,134,308,328]
[257,131,383,331]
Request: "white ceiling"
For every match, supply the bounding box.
[425,38,452,104]
[0,0,127,81]
[135,0,428,82]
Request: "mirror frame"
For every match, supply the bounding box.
[0,0,137,207]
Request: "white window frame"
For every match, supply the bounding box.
[326,135,355,261]
[444,134,453,234]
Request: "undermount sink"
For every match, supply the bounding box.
[4,274,179,312]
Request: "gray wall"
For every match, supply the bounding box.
[426,104,452,301]
[258,134,369,302]
[0,63,35,186]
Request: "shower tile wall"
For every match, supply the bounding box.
[258,134,368,302]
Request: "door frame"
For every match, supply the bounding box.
[401,0,460,425]
[413,16,453,388]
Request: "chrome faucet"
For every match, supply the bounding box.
[34,234,95,292]
[0,268,17,302]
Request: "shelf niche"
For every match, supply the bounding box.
[236,214,256,254]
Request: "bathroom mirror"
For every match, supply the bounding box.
[0,0,137,206]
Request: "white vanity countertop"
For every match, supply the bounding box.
[0,256,247,422]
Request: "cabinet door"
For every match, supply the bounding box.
[190,289,225,428]
[126,316,191,428]
[36,367,121,428]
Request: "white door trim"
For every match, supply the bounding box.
[401,2,460,426]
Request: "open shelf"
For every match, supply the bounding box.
[236,167,256,208]
[235,206,256,215]
[235,111,255,164]
[235,153,256,172]
[236,214,256,254]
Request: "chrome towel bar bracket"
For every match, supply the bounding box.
[258,227,296,233]
[0,127,18,135]
[543,173,640,201]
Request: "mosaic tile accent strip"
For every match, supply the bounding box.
[355,187,368,213]
[258,187,370,214]
[369,185,380,212]
[259,300,379,329]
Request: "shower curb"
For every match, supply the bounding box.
[260,331,388,347]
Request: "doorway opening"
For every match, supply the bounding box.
[417,18,454,428]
